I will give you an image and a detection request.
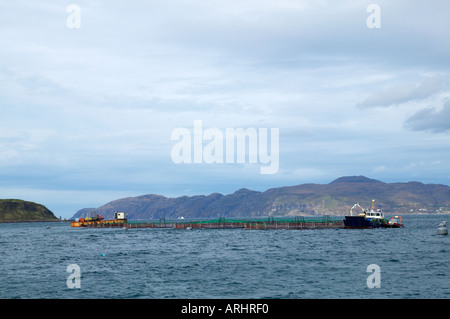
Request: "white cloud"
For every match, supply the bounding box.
[404,100,450,133]
[356,75,449,108]
[1,0,450,217]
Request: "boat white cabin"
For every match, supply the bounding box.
[365,210,384,220]
[349,200,384,220]
[365,200,384,219]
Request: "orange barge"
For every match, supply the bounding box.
[71,212,127,228]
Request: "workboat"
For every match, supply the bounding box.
[387,215,404,228]
[343,200,389,229]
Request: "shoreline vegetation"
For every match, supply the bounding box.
[0,219,68,224]
[0,199,58,223]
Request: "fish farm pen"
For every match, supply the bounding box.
[73,216,345,230]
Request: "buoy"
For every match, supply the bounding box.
[100,253,106,256]
[437,221,448,235]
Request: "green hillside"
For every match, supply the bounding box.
[0,199,57,222]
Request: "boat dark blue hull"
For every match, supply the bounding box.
[343,216,388,228]
[343,216,372,228]
[344,216,372,228]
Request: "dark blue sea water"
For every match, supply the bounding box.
[0,215,449,299]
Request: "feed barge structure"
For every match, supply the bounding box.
[70,213,345,230]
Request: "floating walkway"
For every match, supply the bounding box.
[71,216,344,230]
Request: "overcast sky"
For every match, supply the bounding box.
[1,0,450,218]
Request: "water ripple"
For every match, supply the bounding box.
[0,215,449,299]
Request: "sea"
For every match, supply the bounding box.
[0,214,449,300]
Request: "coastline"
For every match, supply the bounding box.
[0,219,68,224]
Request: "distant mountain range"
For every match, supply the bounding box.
[71,176,450,220]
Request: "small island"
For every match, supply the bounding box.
[0,199,58,222]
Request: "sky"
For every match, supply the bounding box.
[1,0,450,218]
